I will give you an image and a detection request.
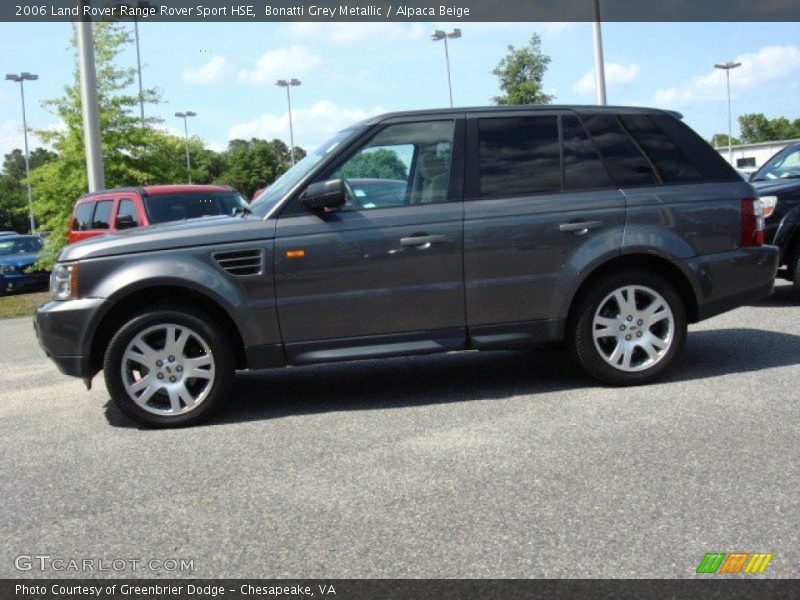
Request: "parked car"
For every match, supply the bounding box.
[36,105,778,427]
[67,184,250,245]
[749,143,800,294]
[0,234,49,295]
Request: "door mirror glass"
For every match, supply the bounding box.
[115,214,137,230]
[301,179,346,211]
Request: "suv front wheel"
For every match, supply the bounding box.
[104,307,235,428]
[570,269,688,386]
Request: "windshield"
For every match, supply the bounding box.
[0,236,43,256]
[250,127,363,217]
[143,191,249,224]
[752,146,800,181]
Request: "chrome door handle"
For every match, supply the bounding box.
[400,234,447,247]
[559,221,603,235]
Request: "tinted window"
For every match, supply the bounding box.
[117,199,140,226]
[581,114,658,186]
[91,200,113,229]
[478,116,561,197]
[143,192,249,224]
[651,113,740,183]
[0,236,43,255]
[562,115,613,191]
[330,120,454,209]
[620,114,703,183]
[73,202,95,231]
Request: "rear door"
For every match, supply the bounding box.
[274,117,467,363]
[463,110,626,346]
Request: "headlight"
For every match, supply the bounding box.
[50,263,78,301]
[0,264,16,275]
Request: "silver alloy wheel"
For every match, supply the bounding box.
[121,323,216,416]
[592,285,675,373]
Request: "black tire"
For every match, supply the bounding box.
[103,306,235,428]
[570,269,688,386]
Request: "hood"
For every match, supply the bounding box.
[0,252,40,268]
[60,215,276,262]
[751,178,800,196]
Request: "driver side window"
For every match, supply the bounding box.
[329,120,454,210]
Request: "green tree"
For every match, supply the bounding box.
[492,33,553,105]
[0,148,56,232]
[217,138,304,198]
[710,133,741,148]
[336,149,408,181]
[738,113,800,144]
[28,22,167,264]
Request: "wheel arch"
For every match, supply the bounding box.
[564,253,701,333]
[89,284,247,376]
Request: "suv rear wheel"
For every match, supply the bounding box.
[570,269,688,385]
[103,306,235,428]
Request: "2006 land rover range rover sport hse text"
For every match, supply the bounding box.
[35,106,779,427]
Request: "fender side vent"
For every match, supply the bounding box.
[213,248,264,276]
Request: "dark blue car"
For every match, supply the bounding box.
[0,235,49,295]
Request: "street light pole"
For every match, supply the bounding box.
[276,79,301,166]
[76,10,105,193]
[5,72,37,233]
[175,111,196,183]
[715,61,742,165]
[431,29,461,108]
[133,18,145,126]
[592,0,607,105]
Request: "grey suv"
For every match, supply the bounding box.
[35,106,779,427]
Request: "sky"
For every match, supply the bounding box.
[1,20,799,159]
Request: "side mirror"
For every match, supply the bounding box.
[301,179,346,211]
[115,214,137,230]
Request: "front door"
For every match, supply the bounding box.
[274,118,467,363]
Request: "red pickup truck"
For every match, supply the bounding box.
[68,184,249,244]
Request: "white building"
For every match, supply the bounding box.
[715,139,800,172]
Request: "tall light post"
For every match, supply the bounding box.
[174,111,196,183]
[431,28,461,108]
[76,12,105,193]
[276,79,301,166]
[715,61,742,165]
[5,72,37,233]
[592,0,607,105]
[112,1,153,128]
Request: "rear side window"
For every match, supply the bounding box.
[562,115,614,191]
[92,200,113,229]
[619,114,703,184]
[581,114,658,187]
[72,202,95,231]
[117,199,140,226]
[651,113,741,183]
[478,116,561,197]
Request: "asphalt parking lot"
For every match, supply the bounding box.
[1,283,798,579]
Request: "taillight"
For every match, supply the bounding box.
[740,197,764,247]
[760,195,778,218]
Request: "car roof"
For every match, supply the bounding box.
[356,104,683,126]
[76,184,234,201]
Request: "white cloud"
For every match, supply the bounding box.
[653,44,800,108]
[573,63,640,96]
[182,55,233,85]
[0,120,51,159]
[228,100,385,149]
[237,46,322,85]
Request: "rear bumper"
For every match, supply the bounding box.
[34,297,110,378]
[687,245,779,321]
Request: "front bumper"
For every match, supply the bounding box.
[34,297,110,378]
[687,245,779,321]
[1,271,48,293]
